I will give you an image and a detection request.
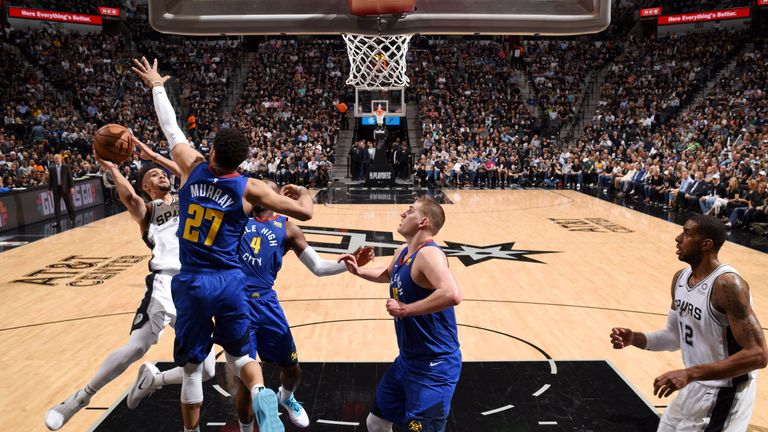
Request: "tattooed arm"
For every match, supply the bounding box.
[653,273,768,397]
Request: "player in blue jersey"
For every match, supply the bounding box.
[339,197,462,432]
[133,57,313,432]
[233,180,374,431]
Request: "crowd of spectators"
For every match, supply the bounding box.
[1,4,244,193]
[1,2,766,237]
[519,3,633,135]
[404,29,767,236]
[522,38,621,134]
[228,38,346,188]
[578,36,768,233]
[408,38,535,188]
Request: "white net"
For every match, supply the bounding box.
[343,34,412,88]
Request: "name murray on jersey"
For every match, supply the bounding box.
[241,224,279,266]
[190,183,236,208]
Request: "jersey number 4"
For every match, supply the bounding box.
[182,203,224,246]
[251,236,262,254]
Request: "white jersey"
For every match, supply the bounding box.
[674,264,755,387]
[142,197,181,273]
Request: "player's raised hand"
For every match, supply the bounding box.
[133,136,157,161]
[610,327,634,349]
[352,246,375,267]
[281,184,308,200]
[93,152,116,171]
[337,254,360,275]
[131,57,170,88]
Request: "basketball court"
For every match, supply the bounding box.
[2,189,767,431]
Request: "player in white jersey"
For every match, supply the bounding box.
[45,139,215,430]
[611,214,767,432]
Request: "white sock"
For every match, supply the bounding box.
[184,427,200,432]
[250,384,265,401]
[156,366,183,388]
[278,386,294,402]
[239,420,254,432]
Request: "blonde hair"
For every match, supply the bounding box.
[416,197,446,234]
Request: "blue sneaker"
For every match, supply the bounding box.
[253,388,284,432]
[278,386,310,428]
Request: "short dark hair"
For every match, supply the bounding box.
[688,214,726,252]
[137,162,161,198]
[213,128,250,171]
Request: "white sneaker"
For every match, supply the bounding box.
[45,389,89,430]
[127,362,160,409]
[278,387,309,428]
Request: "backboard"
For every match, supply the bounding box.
[148,0,612,36]
[355,88,405,117]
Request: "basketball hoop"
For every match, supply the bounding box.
[343,33,412,88]
[374,105,386,126]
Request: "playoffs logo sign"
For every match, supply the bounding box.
[300,226,558,266]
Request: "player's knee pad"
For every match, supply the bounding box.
[225,352,254,378]
[366,413,393,432]
[202,352,216,381]
[181,362,204,404]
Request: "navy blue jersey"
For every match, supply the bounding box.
[239,215,289,294]
[177,162,248,271]
[390,241,460,360]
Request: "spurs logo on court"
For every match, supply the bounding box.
[299,226,558,266]
[549,218,633,233]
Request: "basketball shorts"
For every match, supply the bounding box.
[171,269,251,366]
[246,289,298,367]
[658,379,756,432]
[130,272,177,342]
[372,350,462,431]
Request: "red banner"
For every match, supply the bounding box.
[98,6,121,17]
[640,7,662,17]
[758,0,768,6]
[658,7,751,25]
[8,7,102,25]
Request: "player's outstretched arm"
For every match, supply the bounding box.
[657,274,768,397]
[131,57,203,179]
[287,221,374,276]
[95,155,147,224]
[134,135,182,178]
[388,246,461,318]
[338,245,399,283]
[245,180,313,221]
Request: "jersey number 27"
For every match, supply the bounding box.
[182,203,224,246]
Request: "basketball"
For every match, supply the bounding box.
[93,124,134,163]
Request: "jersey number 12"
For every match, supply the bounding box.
[679,322,694,347]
